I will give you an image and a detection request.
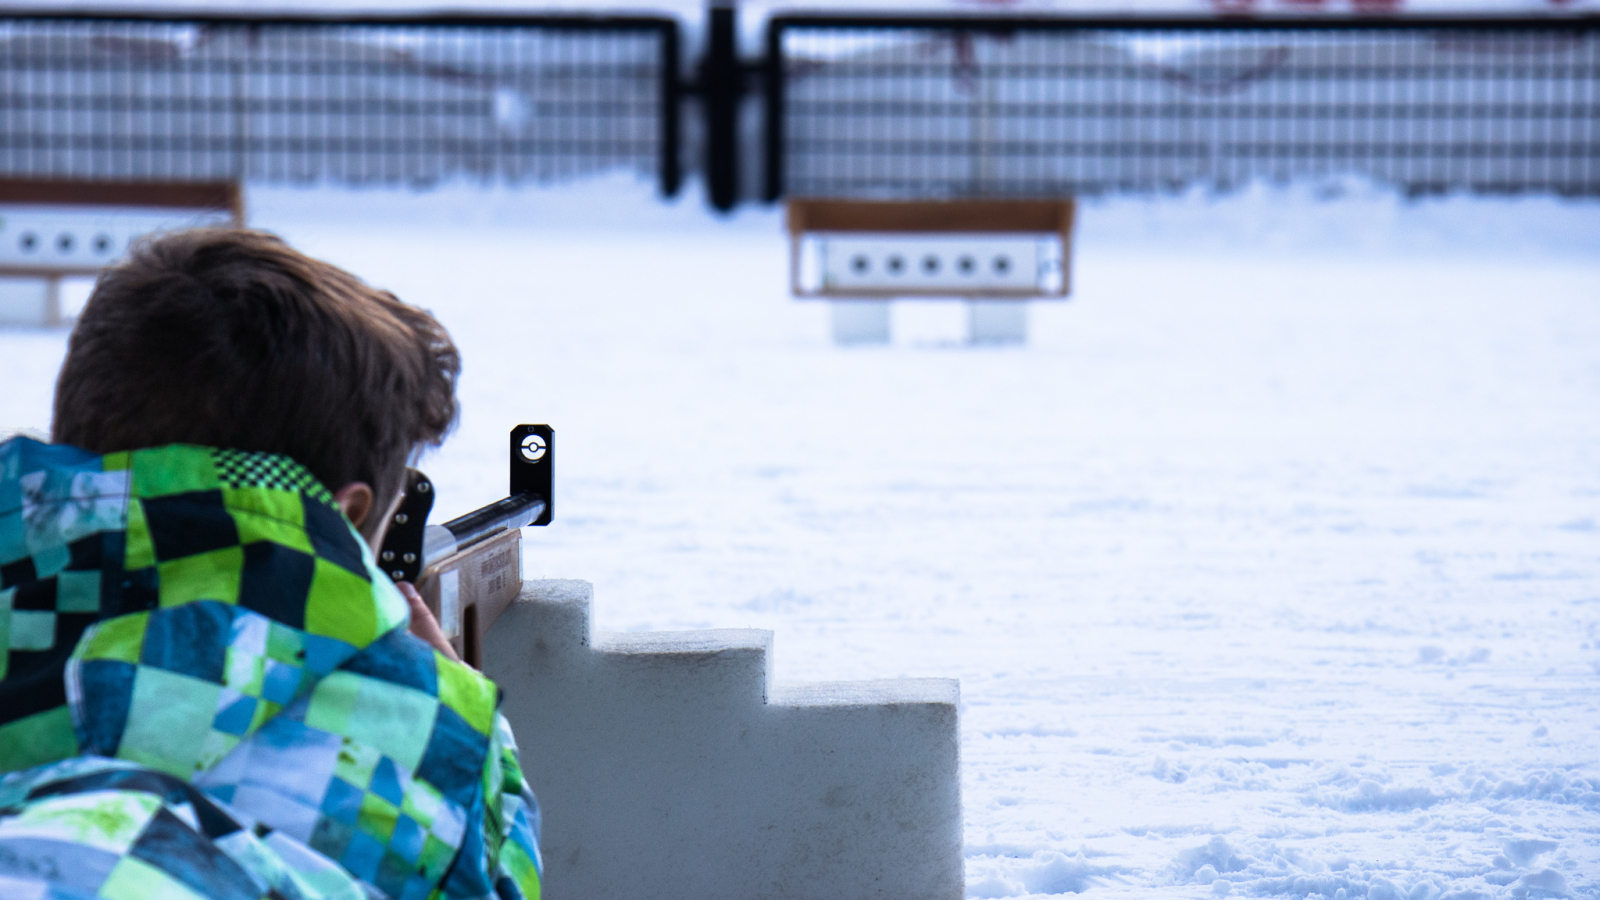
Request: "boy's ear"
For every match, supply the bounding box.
[334,482,376,531]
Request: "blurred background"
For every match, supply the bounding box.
[1,0,1597,896]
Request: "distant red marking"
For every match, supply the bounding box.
[952,32,978,95]
[381,48,496,89]
[1209,0,1260,14]
[89,37,179,61]
[1156,46,1291,96]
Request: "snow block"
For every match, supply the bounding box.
[831,299,891,344]
[484,578,963,900]
[967,300,1028,345]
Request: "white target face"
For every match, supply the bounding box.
[814,234,1059,297]
[519,432,547,462]
[0,206,235,271]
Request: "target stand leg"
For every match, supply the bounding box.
[43,275,63,328]
[831,300,890,345]
[967,300,1026,345]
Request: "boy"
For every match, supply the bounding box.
[0,229,540,899]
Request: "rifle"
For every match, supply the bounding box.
[378,424,553,668]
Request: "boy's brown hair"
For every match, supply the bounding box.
[53,228,459,533]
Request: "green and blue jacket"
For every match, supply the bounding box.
[0,436,541,900]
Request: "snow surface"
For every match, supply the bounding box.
[2,174,1598,899]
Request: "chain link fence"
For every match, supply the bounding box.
[0,14,680,191]
[766,16,1599,198]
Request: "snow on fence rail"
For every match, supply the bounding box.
[0,12,681,194]
[764,14,1600,199]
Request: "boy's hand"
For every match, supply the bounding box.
[397,581,465,666]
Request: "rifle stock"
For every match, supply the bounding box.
[379,425,553,668]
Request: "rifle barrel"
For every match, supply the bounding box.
[422,492,546,567]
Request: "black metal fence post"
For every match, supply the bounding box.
[762,18,784,203]
[660,21,683,197]
[702,2,741,211]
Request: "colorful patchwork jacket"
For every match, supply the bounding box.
[0,437,542,900]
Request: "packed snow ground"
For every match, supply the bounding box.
[2,176,1597,900]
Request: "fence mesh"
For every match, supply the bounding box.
[0,16,675,188]
[773,21,1600,197]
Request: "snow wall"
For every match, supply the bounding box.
[484,578,965,900]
